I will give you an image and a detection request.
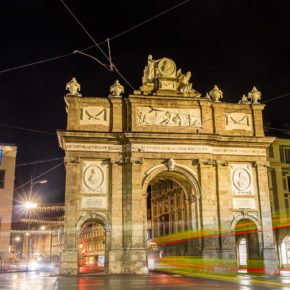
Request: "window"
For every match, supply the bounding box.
[0,170,5,188]
[268,145,274,158]
[288,176,290,192]
[285,149,290,164]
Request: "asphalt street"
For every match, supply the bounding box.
[1,271,290,290]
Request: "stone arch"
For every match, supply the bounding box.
[143,161,201,235]
[230,213,261,232]
[76,211,111,233]
[75,211,112,273]
[231,213,262,265]
[142,161,201,201]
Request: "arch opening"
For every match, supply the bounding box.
[78,220,106,274]
[235,219,260,272]
[146,170,200,269]
[280,236,290,267]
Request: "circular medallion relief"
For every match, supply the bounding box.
[158,58,176,77]
[233,168,251,191]
[83,165,104,190]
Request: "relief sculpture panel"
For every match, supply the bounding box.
[82,161,108,194]
[137,106,201,127]
[231,164,254,195]
[80,106,110,125]
[225,113,252,131]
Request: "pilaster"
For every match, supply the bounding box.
[216,160,236,261]
[60,157,80,275]
[255,161,279,274]
[107,158,124,273]
[198,158,220,258]
[124,156,148,274]
[251,104,265,137]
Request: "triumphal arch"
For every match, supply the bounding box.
[58,55,278,275]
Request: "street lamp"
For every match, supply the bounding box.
[25,178,48,271]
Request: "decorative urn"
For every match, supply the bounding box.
[209,85,223,102]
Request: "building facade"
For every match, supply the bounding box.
[11,203,64,263]
[79,221,105,266]
[267,137,290,267]
[0,144,17,261]
[58,56,278,275]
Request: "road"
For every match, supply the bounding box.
[1,271,290,289]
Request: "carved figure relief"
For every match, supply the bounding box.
[225,113,252,131]
[177,70,192,93]
[140,55,200,97]
[231,164,254,195]
[157,58,176,78]
[80,106,110,125]
[82,161,108,193]
[137,106,201,127]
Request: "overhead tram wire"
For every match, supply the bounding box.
[14,161,64,192]
[59,0,135,90]
[16,157,64,167]
[0,0,191,75]
[105,0,191,43]
[0,123,55,136]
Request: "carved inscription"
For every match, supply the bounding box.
[225,113,252,131]
[131,144,266,156]
[66,143,122,152]
[231,164,254,195]
[80,106,110,125]
[233,198,256,210]
[81,196,107,209]
[65,143,266,156]
[82,161,108,194]
[137,107,201,127]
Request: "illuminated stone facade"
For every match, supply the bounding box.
[267,138,290,267]
[58,56,278,275]
[0,144,17,260]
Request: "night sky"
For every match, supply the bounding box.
[1,0,289,204]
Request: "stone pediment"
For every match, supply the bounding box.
[139,55,200,97]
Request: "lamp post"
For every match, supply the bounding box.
[24,178,47,271]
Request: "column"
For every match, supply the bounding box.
[198,159,220,258]
[251,104,265,137]
[107,158,124,273]
[124,157,148,274]
[60,157,80,275]
[256,161,279,274]
[217,161,237,263]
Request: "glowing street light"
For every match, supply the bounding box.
[24,202,38,209]
[24,178,48,271]
[40,226,45,230]
[15,236,21,242]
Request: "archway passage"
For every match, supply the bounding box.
[79,221,105,273]
[147,173,197,266]
[235,219,261,272]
